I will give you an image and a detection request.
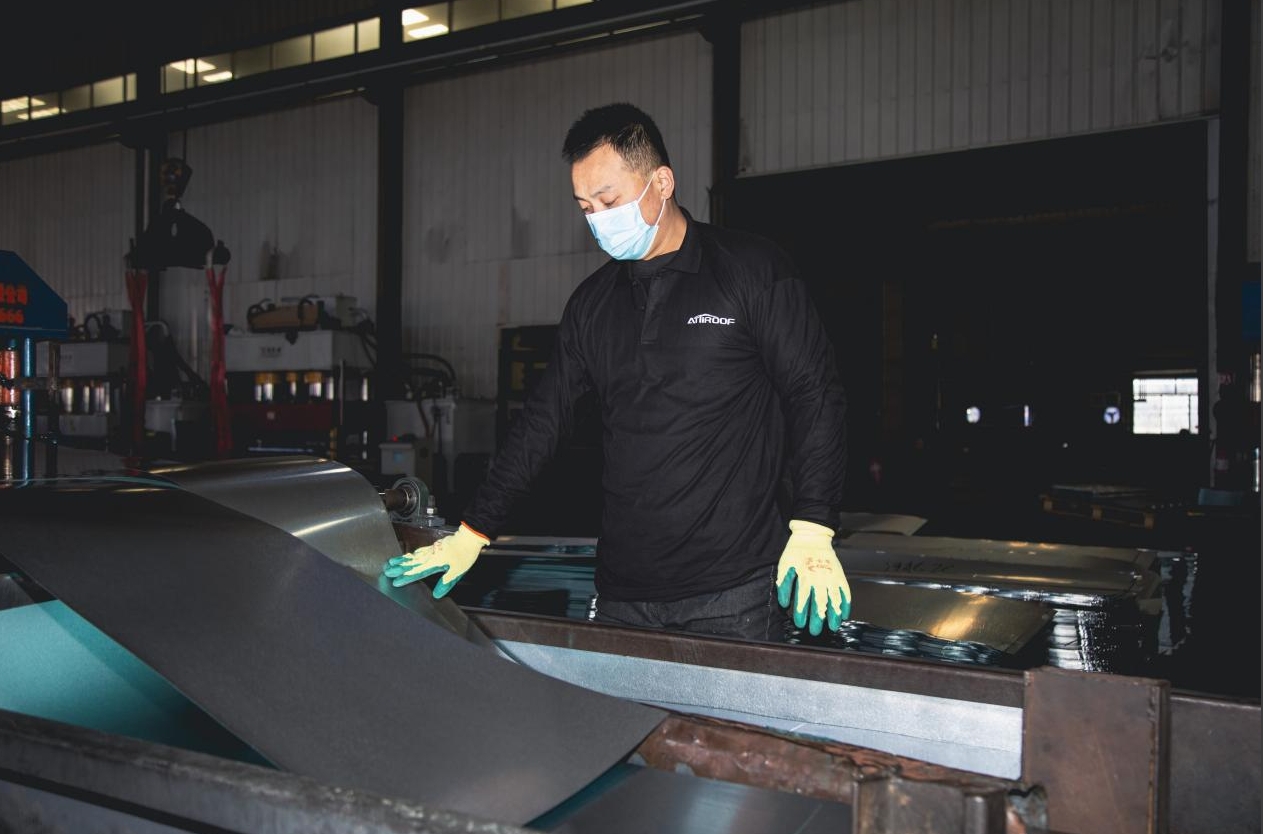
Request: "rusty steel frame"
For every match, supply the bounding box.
[470,610,1260,834]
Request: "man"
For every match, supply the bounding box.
[384,103,851,641]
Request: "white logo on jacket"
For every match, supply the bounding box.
[686,313,735,325]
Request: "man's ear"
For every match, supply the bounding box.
[654,165,676,201]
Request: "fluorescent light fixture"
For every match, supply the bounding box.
[28,106,61,119]
[202,70,233,83]
[401,8,428,25]
[1,98,27,113]
[406,23,448,38]
[169,59,217,74]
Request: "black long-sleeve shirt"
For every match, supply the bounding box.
[464,210,846,601]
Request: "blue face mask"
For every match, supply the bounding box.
[585,179,666,261]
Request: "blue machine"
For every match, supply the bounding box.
[0,250,69,481]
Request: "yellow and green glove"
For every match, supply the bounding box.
[382,522,489,598]
[775,519,851,636]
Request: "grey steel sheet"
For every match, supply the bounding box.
[828,581,1051,655]
[149,457,499,653]
[836,546,1153,601]
[148,456,402,581]
[841,532,1160,570]
[535,764,852,834]
[0,480,666,824]
[836,512,928,536]
[468,548,1052,657]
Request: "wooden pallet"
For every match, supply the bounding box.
[1039,493,1158,529]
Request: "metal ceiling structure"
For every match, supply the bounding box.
[0,0,809,163]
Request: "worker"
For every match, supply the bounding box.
[384,102,850,641]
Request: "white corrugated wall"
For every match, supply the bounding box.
[158,93,378,377]
[402,31,714,400]
[0,143,135,326]
[740,0,1223,175]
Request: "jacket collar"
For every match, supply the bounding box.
[668,206,703,274]
[615,205,702,284]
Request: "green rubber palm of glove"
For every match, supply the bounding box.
[775,519,852,636]
[382,522,489,598]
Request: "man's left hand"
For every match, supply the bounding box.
[775,519,851,635]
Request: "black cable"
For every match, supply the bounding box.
[82,312,103,340]
[405,353,457,386]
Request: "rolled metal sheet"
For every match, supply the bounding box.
[147,456,402,581]
[148,456,497,653]
[0,480,666,824]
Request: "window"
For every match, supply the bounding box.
[92,77,125,107]
[504,0,553,19]
[234,45,272,79]
[357,18,381,51]
[315,24,356,61]
[453,0,498,30]
[2,4,591,121]
[403,5,451,40]
[1132,376,1199,435]
[28,93,60,120]
[273,36,313,70]
[60,85,91,113]
[164,58,226,92]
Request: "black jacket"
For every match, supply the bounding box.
[464,210,846,601]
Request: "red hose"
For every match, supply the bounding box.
[124,268,148,455]
[206,265,232,458]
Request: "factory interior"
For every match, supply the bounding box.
[0,1,1259,833]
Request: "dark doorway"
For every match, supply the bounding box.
[722,119,1209,525]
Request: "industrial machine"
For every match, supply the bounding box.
[224,295,379,463]
[0,250,68,479]
[0,450,1257,834]
[33,324,129,443]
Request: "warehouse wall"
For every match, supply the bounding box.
[739,0,1222,175]
[401,31,714,400]
[0,143,135,327]
[158,94,378,377]
[1251,0,1260,263]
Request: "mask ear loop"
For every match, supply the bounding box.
[645,174,667,228]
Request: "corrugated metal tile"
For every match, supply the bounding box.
[161,95,377,376]
[0,143,134,326]
[740,0,1224,176]
[402,31,713,400]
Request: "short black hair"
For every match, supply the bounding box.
[561,102,671,174]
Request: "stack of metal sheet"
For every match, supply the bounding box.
[834,533,1174,674]
[471,537,1054,666]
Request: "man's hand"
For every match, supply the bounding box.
[775,519,851,636]
[382,523,489,598]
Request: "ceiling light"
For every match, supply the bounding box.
[169,59,217,74]
[401,9,428,25]
[28,107,61,119]
[407,23,448,39]
[202,70,233,83]
[1,98,26,113]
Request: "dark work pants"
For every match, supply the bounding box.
[590,567,789,643]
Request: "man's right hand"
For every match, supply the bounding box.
[382,522,489,598]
